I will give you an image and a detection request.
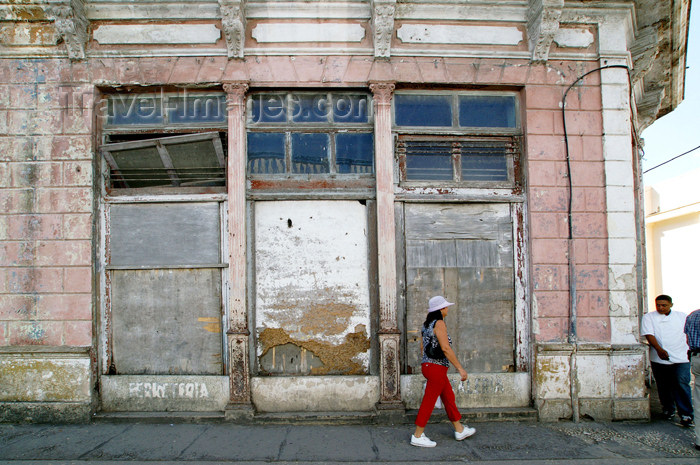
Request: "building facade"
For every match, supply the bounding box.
[645,167,700,315]
[0,0,690,422]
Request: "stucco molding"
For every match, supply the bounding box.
[219,0,246,59]
[223,81,249,109]
[45,0,88,61]
[378,332,402,404]
[369,81,395,106]
[527,0,563,63]
[371,0,396,59]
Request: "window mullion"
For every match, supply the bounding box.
[285,132,292,174]
[330,130,336,174]
[453,141,461,182]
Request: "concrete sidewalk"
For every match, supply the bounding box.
[0,415,698,465]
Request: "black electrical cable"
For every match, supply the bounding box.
[561,64,634,345]
[643,144,700,173]
[561,64,635,423]
[562,64,634,240]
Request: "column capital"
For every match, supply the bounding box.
[369,82,395,105]
[223,81,249,107]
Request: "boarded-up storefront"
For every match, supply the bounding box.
[0,0,686,423]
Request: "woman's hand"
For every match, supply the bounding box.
[458,367,468,382]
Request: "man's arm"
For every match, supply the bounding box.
[644,334,669,361]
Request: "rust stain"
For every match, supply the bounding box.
[259,325,370,375]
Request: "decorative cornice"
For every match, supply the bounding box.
[46,0,88,61]
[527,0,563,63]
[372,0,396,59]
[219,0,246,59]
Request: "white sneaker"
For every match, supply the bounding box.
[410,433,437,447]
[454,425,476,440]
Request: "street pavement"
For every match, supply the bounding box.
[0,412,698,465]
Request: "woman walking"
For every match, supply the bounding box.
[410,296,476,447]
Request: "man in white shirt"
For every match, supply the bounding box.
[641,295,693,426]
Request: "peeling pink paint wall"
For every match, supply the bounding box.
[1,58,94,348]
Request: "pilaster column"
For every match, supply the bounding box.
[370,82,403,412]
[223,81,253,418]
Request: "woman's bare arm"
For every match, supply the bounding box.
[434,320,468,381]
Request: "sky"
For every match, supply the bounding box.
[640,2,700,185]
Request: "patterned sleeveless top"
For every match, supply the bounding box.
[421,319,451,367]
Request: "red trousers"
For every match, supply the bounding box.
[415,362,461,427]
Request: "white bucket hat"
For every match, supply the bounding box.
[428,295,454,313]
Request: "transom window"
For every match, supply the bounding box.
[100,91,228,192]
[393,92,521,186]
[246,92,374,176]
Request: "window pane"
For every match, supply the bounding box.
[460,141,509,181]
[168,95,226,124]
[459,95,517,128]
[404,141,453,180]
[395,94,452,127]
[406,155,453,180]
[291,94,331,123]
[335,133,374,174]
[248,133,286,174]
[167,140,225,186]
[291,133,330,173]
[110,147,168,188]
[108,96,164,125]
[333,94,370,123]
[250,94,287,123]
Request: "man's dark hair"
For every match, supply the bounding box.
[655,294,673,303]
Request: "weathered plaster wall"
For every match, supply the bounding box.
[525,62,611,343]
[0,57,94,421]
[0,59,94,348]
[254,200,371,375]
[251,376,379,412]
[101,375,229,412]
[0,348,92,422]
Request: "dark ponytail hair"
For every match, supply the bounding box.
[423,310,443,329]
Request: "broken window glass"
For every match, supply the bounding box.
[101,132,226,189]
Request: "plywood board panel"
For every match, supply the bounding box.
[111,268,223,375]
[110,203,220,266]
[405,203,515,373]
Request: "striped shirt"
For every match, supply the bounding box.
[684,309,700,351]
